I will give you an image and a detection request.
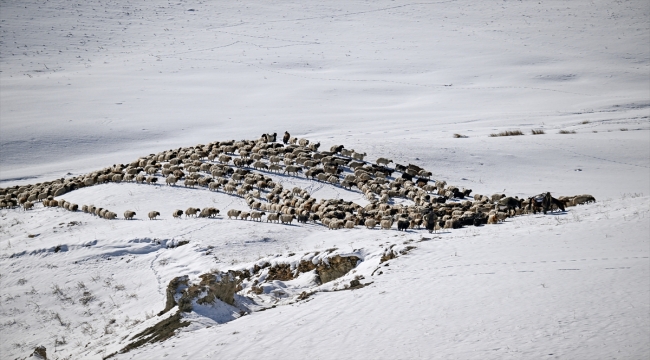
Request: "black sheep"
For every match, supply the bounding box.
[397,219,411,231]
[434,196,447,204]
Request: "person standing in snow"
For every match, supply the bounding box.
[425,210,437,233]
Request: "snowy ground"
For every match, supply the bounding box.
[1,0,649,359]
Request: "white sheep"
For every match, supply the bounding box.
[166,175,178,186]
[172,209,184,218]
[227,209,241,219]
[284,165,302,176]
[380,218,394,230]
[365,218,377,229]
[185,207,200,217]
[280,214,295,224]
[124,210,136,220]
[253,161,268,171]
[266,213,280,223]
[352,152,367,161]
[376,158,393,166]
[218,154,232,164]
[328,219,344,230]
[148,211,160,220]
[340,149,354,157]
[250,211,266,221]
[572,194,596,206]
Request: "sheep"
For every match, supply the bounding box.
[308,142,321,151]
[352,152,367,161]
[418,170,432,178]
[209,182,221,191]
[253,161,268,171]
[112,174,123,182]
[185,207,200,217]
[491,193,506,202]
[104,211,118,220]
[376,158,393,166]
[124,210,136,220]
[496,197,522,216]
[344,220,356,229]
[365,218,377,229]
[250,211,266,221]
[166,175,178,186]
[316,173,329,182]
[172,209,184,218]
[218,155,232,164]
[238,211,251,220]
[23,201,34,211]
[148,211,161,220]
[298,138,309,147]
[267,213,280,223]
[328,219,343,230]
[280,214,295,224]
[184,179,196,188]
[269,164,282,173]
[572,194,596,206]
[263,132,277,142]
[340,148,354,157]
[283,131,290,144]
[199,207,219,218]
[227,209,241,219]
[380,218,394,230]
[284,165,302,176]
[397,218,411,231]
[327,175,339,185]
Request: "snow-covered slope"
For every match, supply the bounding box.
[1,0,648,359]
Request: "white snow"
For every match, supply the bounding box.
[1,0,649,359]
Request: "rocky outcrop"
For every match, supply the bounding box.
[316,255,360,284]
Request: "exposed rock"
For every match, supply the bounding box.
[30,346,47,359]
[159,276,189,315]
[179,271,241,309]
[297,259,316,273]
[316,255,360,284]
[266,263,294,281]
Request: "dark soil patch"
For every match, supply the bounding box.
[106,311,190,358]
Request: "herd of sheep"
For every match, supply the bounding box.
[0,132,596,232]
